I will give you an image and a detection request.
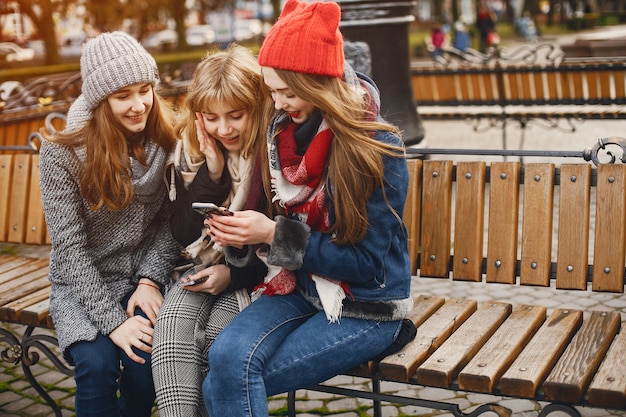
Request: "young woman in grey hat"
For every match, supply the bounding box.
[39,31,181,417]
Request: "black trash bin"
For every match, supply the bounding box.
[339,0,425,147]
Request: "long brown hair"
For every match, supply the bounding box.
[263,69,405,245]
[44,88,177,210]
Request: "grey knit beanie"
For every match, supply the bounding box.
[64,94,92,132]
[80,31,159,110]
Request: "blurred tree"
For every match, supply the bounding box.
[13,0,63,65]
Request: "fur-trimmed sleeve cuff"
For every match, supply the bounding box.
[267,215,310,270]
[224,245,258,267]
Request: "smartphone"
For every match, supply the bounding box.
[192,202,233,217]
[178,275,209,287]
[177,267,209,287]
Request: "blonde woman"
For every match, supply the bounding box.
[152,44,273,417]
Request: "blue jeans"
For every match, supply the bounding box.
[67,292,154,417]
[202,291,402,416]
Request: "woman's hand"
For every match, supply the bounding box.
[180,264,231,295]
[126,279,163,325]
[206,210,276,247]
[109,315,154,364]
[195,112,224,182]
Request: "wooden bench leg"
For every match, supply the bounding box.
[0,325,74,417]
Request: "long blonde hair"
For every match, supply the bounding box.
[175,45,274,161]
[263,69,405,244]
[44,89,177,210]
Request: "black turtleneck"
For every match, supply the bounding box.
[293,108,323,155]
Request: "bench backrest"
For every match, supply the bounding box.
[405,158,625,293]
[0,105,69,153]
[411,61,626,107]
[0,153,48,245]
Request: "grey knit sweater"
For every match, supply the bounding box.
[39,139,181,354]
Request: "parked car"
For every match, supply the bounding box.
[142,30,177,50]
[233,19,264,41]
[0,42,35,62]
[142,26,218,50]
[186,25,216,46]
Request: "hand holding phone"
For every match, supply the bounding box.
[192,202,233,217]
[177,267,209,287]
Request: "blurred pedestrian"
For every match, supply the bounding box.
[453,20,471,51]
[430,25,446,58]
[476,6,495,52]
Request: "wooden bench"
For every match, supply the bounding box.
[411,44,626,146]
[288,139,626,417]
[3,113,626,416]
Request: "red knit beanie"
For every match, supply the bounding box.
[258,0,344,78]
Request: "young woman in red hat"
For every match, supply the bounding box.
[201,1,415,415]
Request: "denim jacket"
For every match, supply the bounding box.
[225,72,413,321]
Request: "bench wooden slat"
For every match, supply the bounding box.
[0,155,14,241]
[350,294,446,377]
[25,154,47,245]
[420,160,453,277]
[498,308,584,398]
[572,70,586,100]
[520,163,555,286]
[412,74,435,102]
[501,71,516,101]
[0,285,50,321]
[438,74,457,102]
[586,70,600,100]
[565,69,585,100]
[452,162,486,281]
[556,164,591,290]
[0,269,50,306]
[486,162,520,284]
[592,164,626,293]
[597,70,612,100]
[543,311,621,403]
[20,297,53,327]
[455,74,467,101]
[404,159,422,274]
[534,72,546,101]
[518,71,533,101]
[614,67,626,100]
[508,70,530,101]
[457,304,546,393]
[407,295,446,327]
[588,322,626,409]
[0,257,50,285]
[483,73,499,101]
[7,154,33,243]
[545,71,561,102]
[378,297,477,382]
[416,301,512,387]
[468,73,481,101]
